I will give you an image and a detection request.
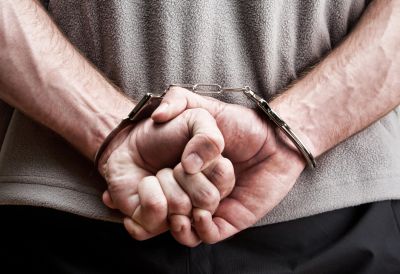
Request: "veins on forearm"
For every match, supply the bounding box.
[270,0,400,157]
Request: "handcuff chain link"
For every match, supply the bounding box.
[169,83,249,95]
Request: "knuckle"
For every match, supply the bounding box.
[156,168,169,178]
[142,197,167,214]
[220,184,234,199]
[208,164,227,182]
[124,221,149,241]
[190,107,211,117]
[181,109,224,153]
[182,108,210,123]
[214,134,225,151]
[168,86,189,97]
[173,164,185,180]
[209,159,235,197]
[203,131,222,147]
[196,133,224,156]
[141,176,156,184]
[156,168,175,183]
[192,187,220,209]
[107,181,130,195]
[169,196,192,215]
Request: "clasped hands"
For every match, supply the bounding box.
[97,87,307,247]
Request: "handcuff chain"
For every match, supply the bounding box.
[169,83,247,94]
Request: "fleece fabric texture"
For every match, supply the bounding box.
[1,0,400,225]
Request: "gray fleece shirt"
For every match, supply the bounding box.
[1,0,400,226]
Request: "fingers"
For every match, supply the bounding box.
[156,168,201,247]
[173,155,235,212]
[169,215,201,247]
[152,87,227,175]
[152,86,221,123]
[173,163,220,213]
[167,156,235,247]
[127,176,168,239]
[155,166,233,247]
[168,157,235,247]
[103,150,149,217]
[111,161,237,245]
[155,164,220,246]
[122,159,236,245]
[102,190,117,209]
[201,156,235,199]
[156,169,192,216]
[124,217,160,241]
[191,199,249,244]
[106,186,140,217]
[180,108,225,174]
[126,168,195,242]
[192,209,221,243]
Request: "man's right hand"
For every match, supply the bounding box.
[151,87,308,246]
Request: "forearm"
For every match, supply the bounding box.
[0,0,134,160]
[271,0,400,157]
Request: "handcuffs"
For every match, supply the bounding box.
[94,84,316,169]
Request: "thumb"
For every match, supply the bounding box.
[151,86,222,123]
[180,108,225,174]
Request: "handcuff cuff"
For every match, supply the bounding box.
[94,84,316,170]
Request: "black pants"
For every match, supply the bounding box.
[1,201,400,274]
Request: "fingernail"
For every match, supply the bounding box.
[184,153,204,173]
[153,103,169,116]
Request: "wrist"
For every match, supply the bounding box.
[267,123,307,176]
[96,123,136,176]
[272,125,309,171]
[46,78,136,161]
[71,91,135,162]
[269,93,321,159]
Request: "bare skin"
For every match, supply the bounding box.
[144,0,400,246]
[97,108,235,238]
[0,0,235,239]
[0,0,399,247]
